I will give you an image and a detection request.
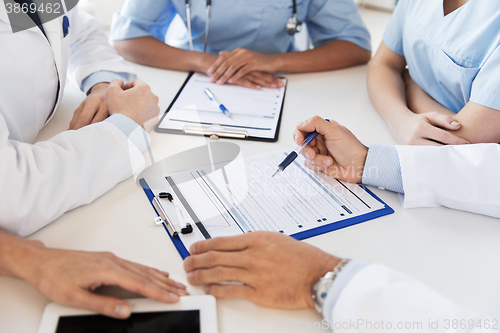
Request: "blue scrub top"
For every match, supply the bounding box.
[110,0,371,55]
[384,0,500,113]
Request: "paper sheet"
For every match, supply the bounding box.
[147,150,386,252]
[158,73,286,139]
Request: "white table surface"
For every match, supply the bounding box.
[1,8,499,333]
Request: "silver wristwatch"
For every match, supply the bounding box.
[312,259,350,314]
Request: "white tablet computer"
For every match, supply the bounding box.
[37,295,218,333]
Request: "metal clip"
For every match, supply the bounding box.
[152,195,178,237]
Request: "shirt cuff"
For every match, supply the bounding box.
[104,114,151,152]
[362,143,404,193]
[322,260,368,324]
[81,71,131,95]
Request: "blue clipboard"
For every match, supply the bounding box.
[140,178,394,259]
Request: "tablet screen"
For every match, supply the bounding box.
[55,310,200,333]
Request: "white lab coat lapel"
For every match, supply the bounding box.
[43,15,67,123]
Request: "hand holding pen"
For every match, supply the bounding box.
[283,116,369,183]
[272,118,330,177]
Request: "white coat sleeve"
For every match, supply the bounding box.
[68,7,136,90]
[396,144,500,218]
[331,264,498,332]
[0,114,146,237]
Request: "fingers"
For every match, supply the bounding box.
[305,153,333,169]
[67,289,133,319]
[216,60,247,86]
[189,234,253,254]
[186,266,247,285]
[183,251,247,273]
[207,50,236,75]
[205,283,255,301]
[242,72,283,89]
[69,102,84,130]
[421,124,469,145]
[90,104,109,124]
[100,264,181,304]
[234,77,262,90]
[296,116,336,137]
[70,95,103,130]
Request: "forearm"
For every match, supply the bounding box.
[403,70,456,117]
[270,40,371,73]
[367,60,412,134]
[0,230,40,280]
[113,37,217,73]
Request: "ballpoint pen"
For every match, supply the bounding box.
[204,88,231,117]
[271,119,330,178]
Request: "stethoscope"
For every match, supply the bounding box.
[185,0,302,53]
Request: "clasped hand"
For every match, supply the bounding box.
[69,80,160,131]
[207,47,284,90]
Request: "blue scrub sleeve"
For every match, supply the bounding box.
[306,0,371,51]
[470,45,500,111]
[110,0,177,42]
[382,0,411,57]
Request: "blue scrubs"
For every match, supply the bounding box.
[110,0,371,55]
[384,0,500,113]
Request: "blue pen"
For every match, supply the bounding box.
[271,119,330,178]
[204,88,230,117]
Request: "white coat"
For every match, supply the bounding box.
[332,264,498,332]
[0,6,143,237]
[397,144,500,218]
[328,144,500,332]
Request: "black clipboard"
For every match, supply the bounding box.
[155,72,286,142]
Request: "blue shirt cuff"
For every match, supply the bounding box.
[322,260,367,324]
[362,143,404,193]
[104,114,151,152]
[81,71,131,94]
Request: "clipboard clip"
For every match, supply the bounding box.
[183,124,248,139]
[152,192,193,237]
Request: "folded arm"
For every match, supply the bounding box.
[404,72,500,144]
[368,43,468,145]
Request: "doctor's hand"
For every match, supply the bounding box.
[0,231,188,319]
[69,82,110,130]
[183,231,340,309]
[107,80,160,131]
[207,48,284,88]
[294,116,368,183]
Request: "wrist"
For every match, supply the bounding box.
[195,52,218,73]
[268,53,285,73]
[0,234,42,281]
[88,82,109,96]
[312,258,350,313]
[307,254,341,308]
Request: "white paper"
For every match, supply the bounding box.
[147,150,387,253]
[158,73,286,139]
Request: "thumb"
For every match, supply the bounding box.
[426,112,462,130]
[70,290,132,319]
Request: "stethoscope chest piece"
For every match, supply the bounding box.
[286,14,302,35]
